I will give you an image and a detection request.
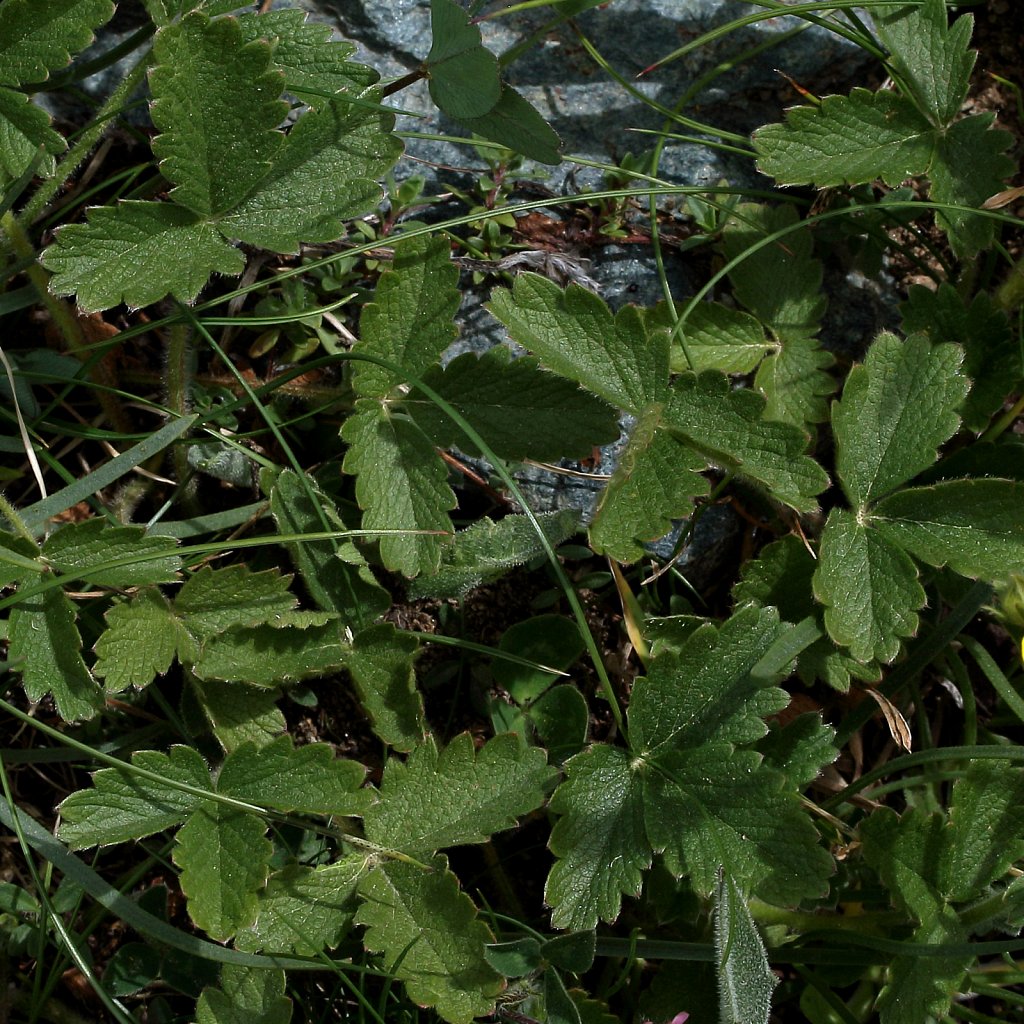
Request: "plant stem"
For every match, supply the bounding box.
[164,319,198,511]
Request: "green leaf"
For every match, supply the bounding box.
[235,857,368,955]
[813,508,924,664]
[268,468,390,625]
[426,0,501,120]
[757,714,838,791]
[8,588,101,721]
[542,931,596,974]
[364,733,556,857]
[0,0,114,86]
[43,201,244,311]
[218,94,401,252]
[344,623,425,752]
[589,411,707,564]
[0,87,62,181]
[410,347,620,462]
[406,510,579,600]
[217,737,371,818]
[545,744,649,931]
[873,479,1024,581]
[350,234,460,399]
[456,83,562,166]
[754,333,835,430]
[665,301,772,375]
[150,12,286,217]
[664,372,827,510]
[753,88,933,188]
[190,678,286,753]
[177,564,299,640]
[59,747,209,848]
[175,800,272,941]
[485,938,542,977]
[341,401,455,577]
[355,855,503,1024]
[714,872,776,1024]
[875,0,974,126]
[831,332,966,507]
[488,274,669,413]
[42,519,181,587]
[196,965,292,1024]
[94,588,184,692]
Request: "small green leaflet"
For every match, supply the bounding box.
[196,965,292,1024]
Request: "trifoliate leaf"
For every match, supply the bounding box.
[589,410,707,564]
[59,746,210,848]
[753,88,933,188]
[341,401,455,577]
[409,348,619,461]
[874,0,974,126]
[218,94,401,252]
[196,965,292,1024]
[175,801,271,941]
[356,855,504,1024]
[176,564,299,640]
[900,284,1019,431]
[150,12,286,217]
[873,479,1024,581]
[42,519,181,587]
[545,744,649,931]
[831,332,966,507]
[236,9,378,105]
[235,856,369,955]
[714,872,776,1024]
[426,0,501,120]
[665,372,827,510]
[190,678,285,753]
[455,83,562,166]
[350,234,460,399]
[0,88,62,181]
[0,0,114,86]
[269,468,390,626]
[8,588,101,721]
[93,588,184,692]
[488,274,670,413]
[43,201,244,311]
[814,508,925,664]
[364,733,556,857]
[217,737,371,817]
[344,624,425,752]
[664,301,772,375]
[407,509,579,600]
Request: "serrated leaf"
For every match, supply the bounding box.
[409,348,619,461]
[455,83,562,166]
[341,401,455,577]
[754,333,835,429]
[364,733,556,857]
[235,857,369,955]
[875,0,974,126]
[589,413,707,563]
[873,479,1024,581]
[191,619,348,686]
[407,509,579,600]
[344,623,425,752]
[813,507,924,664]
[356,855,503,1024]
[351,234,459,399]
[269,468,390,625]
[665,372,827,509]
[488,274,669,413]
[666,301,772,375]
[196,965,291,1024]
[150,12,286,217]
[753,88,932,188]
[8,588,101,721]
[545,744,649,931]
[0,0,114,87]
[0,87,62,181]
[832,332,966,507]
[176,801,271,939]
[217,737,371,817]
[714,872,776,1024]
[43,200,244,311]
[94,588,184,692]
[176,564,298,640]
[757,714,838,791]
[218,94,401,252]
[426,0,501,120]
[59,746,209,848]
[191,678,285,753]
[236,10,378,106]
[900,284,1019,431]
[42,519,181,587]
